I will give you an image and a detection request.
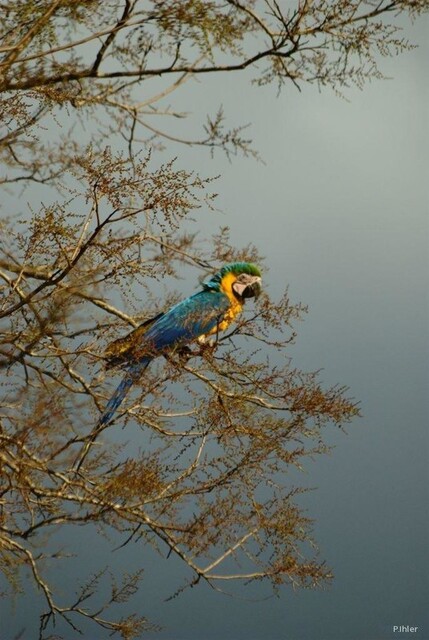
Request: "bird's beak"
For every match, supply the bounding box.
[241,276,262,300]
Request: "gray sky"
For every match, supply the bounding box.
[2,11,428,640]
[140,15,429,640]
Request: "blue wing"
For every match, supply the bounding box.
[98,289,231,426]
[140,289,231,354]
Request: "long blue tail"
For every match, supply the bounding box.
[99,359,151,426]
[73,359,151,473]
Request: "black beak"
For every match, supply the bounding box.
[242,277,262,299]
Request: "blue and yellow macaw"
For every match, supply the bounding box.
[99,262,262,426]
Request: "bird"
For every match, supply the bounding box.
[99,262,262,427]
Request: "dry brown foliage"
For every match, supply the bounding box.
[0,1,424,638]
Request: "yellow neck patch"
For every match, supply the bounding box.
[201,271,243,339]
[218,271,243,328]
[219,272,241,304]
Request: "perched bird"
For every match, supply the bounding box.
[99,262,262,426]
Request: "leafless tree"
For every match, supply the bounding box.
[0,1,425,638]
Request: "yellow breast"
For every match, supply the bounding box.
[205,271,243,337]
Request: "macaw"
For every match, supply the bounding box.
[99,262,262,426]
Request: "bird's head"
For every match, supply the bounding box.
[205,262,262,301]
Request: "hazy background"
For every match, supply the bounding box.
[144,15,429,640]
[2,12,428,640]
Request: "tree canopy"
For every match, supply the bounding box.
[0,1,426,638]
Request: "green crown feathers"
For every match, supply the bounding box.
[204,262,261,290]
